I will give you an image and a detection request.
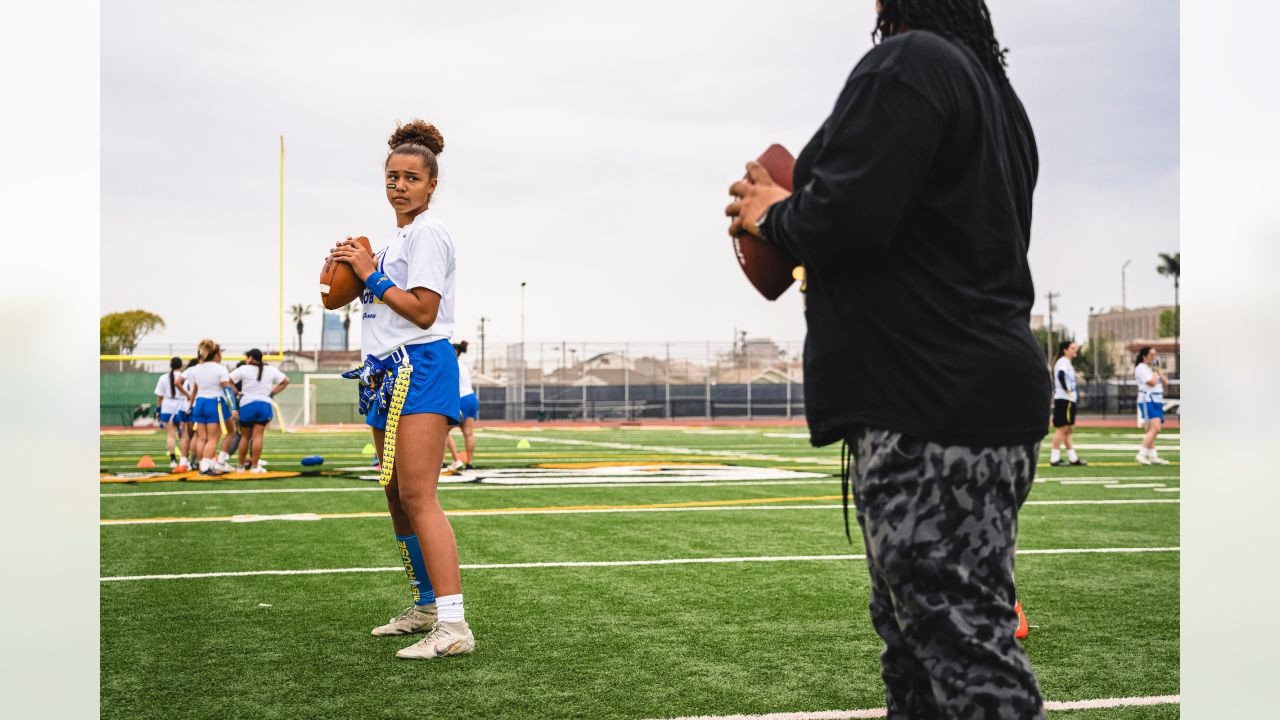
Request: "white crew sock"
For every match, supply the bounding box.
[217,450,229,464]
[1149,448,1159,459]
[1050,449,1061,463]
[436,594,465,623]
[1067,449,1079,462]
[199,458,211,472]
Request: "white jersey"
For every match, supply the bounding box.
[1052,357,1077,401]
[153,370,186,413]
[1135,362,1163,403]
[360,210,456,360]
[230,364,286,405]
[180,377,194,412]
[185,362,231,399]
[458,358,474,396]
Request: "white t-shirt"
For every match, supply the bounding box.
[1052,357,1077,401]
[458,358,473,396]
[154,371,186,412]
[360,210,456,359]
[230,364,286,405]
[185,362,231,399]
[1135,362,1163,403]
[180,377,194,411]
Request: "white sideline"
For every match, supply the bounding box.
[646,694,1179,719]
[476,432,842,465]
[100,546,1179,582]
[99,498,1180,526]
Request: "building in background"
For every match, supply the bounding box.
[321,312,345,351]
[1088,305,1178,375]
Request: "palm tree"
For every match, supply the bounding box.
[1156,252,1179,376]
[289,303,312,352]
[340,301,361,351]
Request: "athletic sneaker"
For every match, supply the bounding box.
[372,604,438,636]
[1136,454,1152,465]
[464,464,475,471]
[169,460,178,470]
[1149,456,1171,465]
[249,466,267,474]
[1048,459,1065,467]
[395,619,475,659]
[448,460,465,473]
[1069,458,1089,466]
[214,461,236,473]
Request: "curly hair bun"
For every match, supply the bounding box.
[388,120,444,155]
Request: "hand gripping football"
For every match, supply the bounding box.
[320,236,373,310]
[733,144,799,301]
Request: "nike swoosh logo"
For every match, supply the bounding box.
[436,640,463,657]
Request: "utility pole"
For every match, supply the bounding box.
[477,317,489,374]
[1045,291,1060,366]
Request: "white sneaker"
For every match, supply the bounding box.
[1149,455,1171,465]
[1136,453,1152,465]
[396,619,475,659]
[249,466,267,474]
[169,460,178,470]
[214,461,235,473]
[372,604,437,636]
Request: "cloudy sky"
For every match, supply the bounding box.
[101,0,1178,354]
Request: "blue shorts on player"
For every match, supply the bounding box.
[459,392,479,421]
[239,400,273,425]
[365,339,461,430]
[1139,400,1165,422]
[176,410,191,424]
[158,412,175,426]
[192,397,223,424]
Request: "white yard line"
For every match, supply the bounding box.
[645,694,1180,720]
[1104,483,1167,489]
[100,498,1179,526]
[100,546,1180,582]
[100,479,838,499]
[476,432,841,465]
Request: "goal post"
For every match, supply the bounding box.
[302,373,357,426]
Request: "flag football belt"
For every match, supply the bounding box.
[342,347,413,487]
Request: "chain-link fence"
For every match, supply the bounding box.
[100,339,1179,426]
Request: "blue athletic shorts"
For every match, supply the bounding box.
[176,410,191,424]
[239,400,273,425]
[159,412,175,425]
[459,392,479,421]
[192,397,223,424]
[1139,400,1165,422]
[365,339,461,430]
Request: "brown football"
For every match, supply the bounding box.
[733,144,799,301]
[320,236,373,310]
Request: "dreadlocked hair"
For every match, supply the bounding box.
[874,0,1008,79]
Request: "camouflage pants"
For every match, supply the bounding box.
[850,427,1044,720]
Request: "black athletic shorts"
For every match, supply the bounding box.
[1052,399,1076,428]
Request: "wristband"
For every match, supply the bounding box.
[365,271,396,300]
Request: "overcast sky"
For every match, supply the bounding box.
[101,0,1178,353]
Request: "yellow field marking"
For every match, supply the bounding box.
[100,495,844,524]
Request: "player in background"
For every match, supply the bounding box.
[330,119,474,659]
[153,356,187,469]
[186,339,236,475]
[179,358,199,470]
[230,348,290,473]
[1049,341,1087,466]
[214,359,242,469]
[1134,346,1170,465]
[445,340,479,472]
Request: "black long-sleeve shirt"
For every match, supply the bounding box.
[763,29,1050,447]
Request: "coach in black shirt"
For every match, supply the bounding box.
[727,2,1048,718]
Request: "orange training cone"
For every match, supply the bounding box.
[1014,601,1029,639]
[136,455,156,469]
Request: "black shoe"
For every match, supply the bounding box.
[465,464,475,470]
[1069,458,1089,466]
[1048,459,1065,466]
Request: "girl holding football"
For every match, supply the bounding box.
[329,119,474,659]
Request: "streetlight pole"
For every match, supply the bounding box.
[477,316,488,374]
[1044,291,1060,365]
[1121,260,1132,311]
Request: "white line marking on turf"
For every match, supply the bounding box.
[99,498,1179,525]
[1153,487,1181,492]
[99,547,1180,582]
[1104,483,1166,489]
[100,479,840,498]
[476,432,841,465]
[645,694,1180,719]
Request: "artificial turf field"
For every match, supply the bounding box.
[100,424,1180,719]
